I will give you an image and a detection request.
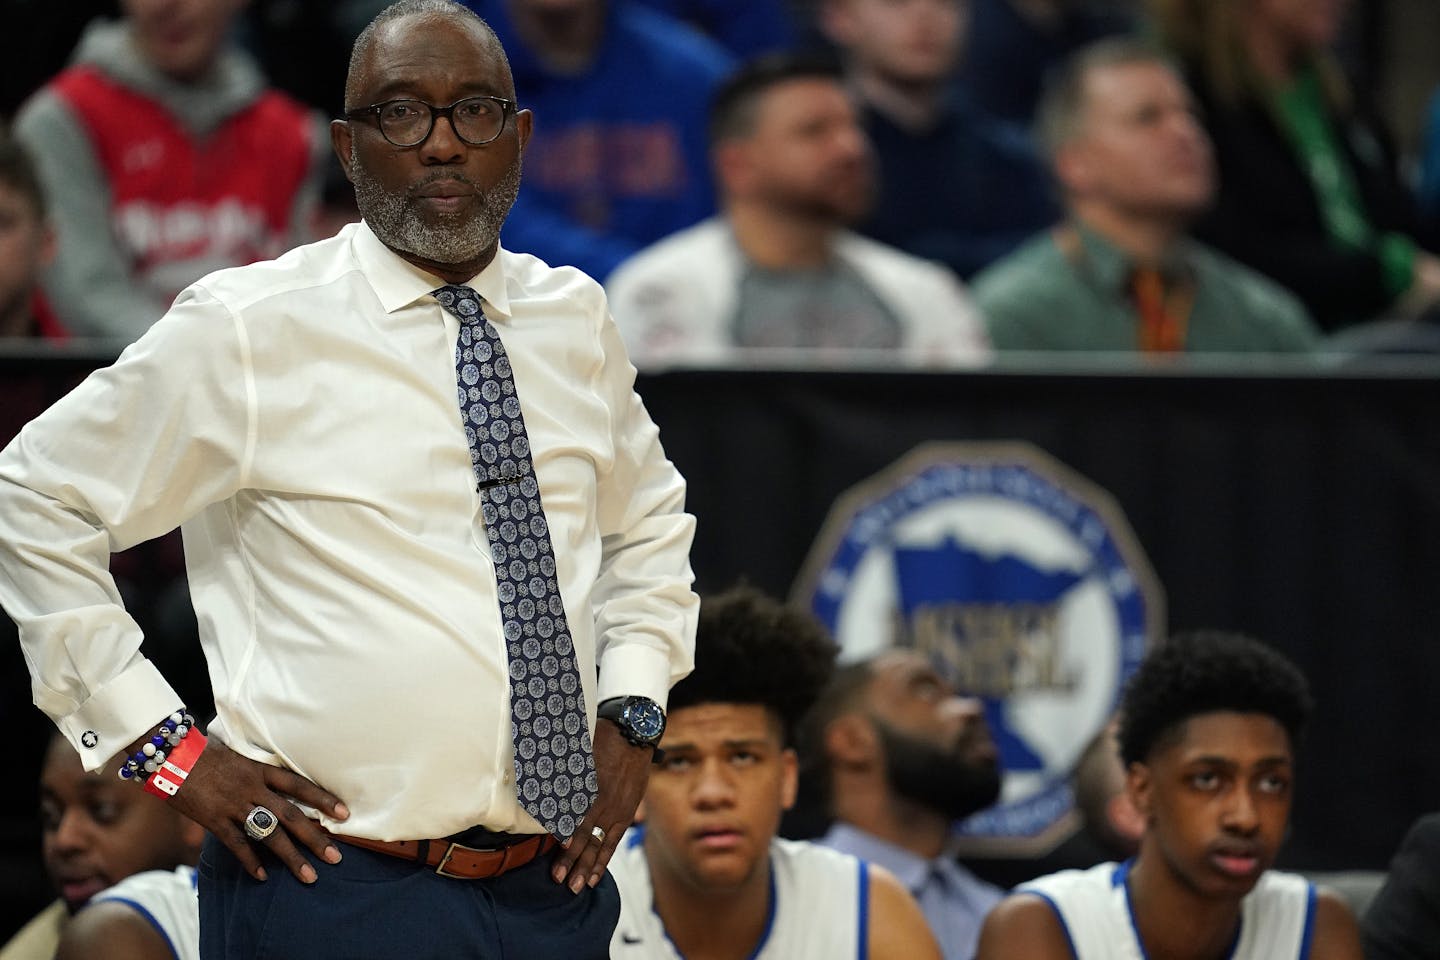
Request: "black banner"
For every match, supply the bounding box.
[1,351,1438,940]
[636,362,1440,872]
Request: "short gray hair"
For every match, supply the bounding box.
[1034,37,1180,161]
[344,0,504,109]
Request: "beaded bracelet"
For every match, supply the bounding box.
[117,709,196,785]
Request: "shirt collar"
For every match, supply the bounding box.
[1068,222,1197,295]
[351,220,514,318]
[822,822,931,891]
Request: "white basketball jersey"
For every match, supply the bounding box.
[90,865,200,960]
[1019,861,1316,960]
[610,836,867,959]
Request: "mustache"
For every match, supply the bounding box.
[410,172,481,198]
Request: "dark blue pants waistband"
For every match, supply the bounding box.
[197,832,619,959]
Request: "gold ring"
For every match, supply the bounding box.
[590,825,607,844]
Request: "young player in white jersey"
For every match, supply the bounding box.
[56,864,198,960]
[608,585,939,960]
[610,833,874,958]
[977,631,1363,960]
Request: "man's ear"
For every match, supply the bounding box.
[780,747,799,811]
[713,140,753,199]
[1108,789,1147,848]
[818,0,857,47]
[515,108,534,154]
[824,713,878,767]
[36,221,57,271]
[1126,760,1154,822]
[1052,141,1089,197]
[331,119,355,183]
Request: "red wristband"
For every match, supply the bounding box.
[144,729,208,799]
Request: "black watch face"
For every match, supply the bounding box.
[629,700,665,741]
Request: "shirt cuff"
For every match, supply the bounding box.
[596,643,677,712]
[56,659,184,772]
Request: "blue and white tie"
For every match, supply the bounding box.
[434,284,597,838]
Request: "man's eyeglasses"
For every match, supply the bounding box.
[344,96,515,147]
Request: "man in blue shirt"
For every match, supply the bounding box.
[957,0,1135,126]
[801,649,1006,960]
[819,0,1058,279]
[466,0,733,282]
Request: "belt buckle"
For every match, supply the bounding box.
[435,840,498,879]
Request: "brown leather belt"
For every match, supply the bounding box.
[329,830,557,880]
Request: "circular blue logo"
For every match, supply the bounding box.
[794,442,1164,853]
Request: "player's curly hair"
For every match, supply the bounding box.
[1117,630,1313,766]
[668,584,838,746]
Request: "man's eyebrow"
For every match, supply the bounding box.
[360,79,508,104]
[1183,754,1291,768]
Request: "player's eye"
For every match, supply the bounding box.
[1189,770,1220,791]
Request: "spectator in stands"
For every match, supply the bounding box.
[972,39,1320,352]
[55,864,198,960]
[13,0,327,342]
[0,137,63,340]
[606,54,991,367]
[1149,0,1440,333]
[630,0,798,57]
[609,585,941,959]
[1361,811,1440,960]
[976,631,1363,960]
[0,734,202,960]
[797,649,1004,960]
[958,0,1137,125]
[819,0,1058,279]
[464,0,733,282]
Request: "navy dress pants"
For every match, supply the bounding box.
[198,833,620,959]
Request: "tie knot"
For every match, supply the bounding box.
[433,284,484,322]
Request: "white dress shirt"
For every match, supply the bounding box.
[0,221,698,841]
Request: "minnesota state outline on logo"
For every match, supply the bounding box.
[792,441,1165,855]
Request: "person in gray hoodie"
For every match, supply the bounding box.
[14,0,327,342]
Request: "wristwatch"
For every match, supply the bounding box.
[596,695,666,750]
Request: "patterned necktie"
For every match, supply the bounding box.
[1130,266,1189,353]
[434,284,597,839]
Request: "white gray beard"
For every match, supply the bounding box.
[350,147,523,266]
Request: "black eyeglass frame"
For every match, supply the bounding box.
[343,96,517,147]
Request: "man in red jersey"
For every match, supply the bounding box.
[13,0,326,342]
